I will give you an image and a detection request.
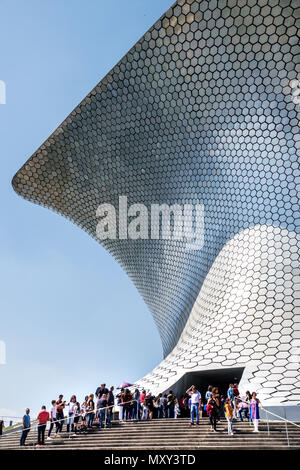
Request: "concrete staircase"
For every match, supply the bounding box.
[0,418,299,450]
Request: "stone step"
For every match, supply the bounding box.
[1,419,299,451]
[2,437,299,448]
[2,430,299,444]
[3,445,300,451]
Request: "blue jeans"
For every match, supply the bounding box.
[87,412,94,427]
[20,429,29,446]
[167,404,174,418]
[239,408,249,421]
[158,406,163,418]
[67,413,74,427]
[48,418,57,436]
[56,412,64,432]
[191,403,199,424]
[99,408,110,428]
[132,401,138,420]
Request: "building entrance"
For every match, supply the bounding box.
[169,367,245,400]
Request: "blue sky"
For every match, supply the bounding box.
[0,0,174,422]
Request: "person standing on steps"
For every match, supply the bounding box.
[132,389,140,420]
[224,398,234,436]
[56,395,66,434]
[95,382,109,399]
[186,385,201,426]
[66,395,77,434]
[205,385,213,403]
[116,388,124,421]
[166,390,176,418]
[233,383,240,419]
[179,395,186,417]
[47,400,57,440]
[174,398,181,419]
[140,390,149,420]
[122,388,133,421]
[227,384,235,407]
[145,392,154,420]
[80,398,88,432]
[107,386,115,424]
[73,400,81,433]
[97,393,111,428]
[86,394,95,428]
[162,393,168,418]
[244,390,251,421]
[245,390,252,405]
[250,392,261,433]
[238,398,249,421]
[20,408,30,446]
[36,406,49,446]
[207,395,218,432]
[212,387,221,422]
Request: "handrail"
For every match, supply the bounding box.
[233,397,300,429]
[229,396,300,448]
[3,397,300,445]
[260,407,300,429]
[260,407,300,448]
[234,398,300,447]
[0,398,139,440]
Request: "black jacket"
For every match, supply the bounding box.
[95,386,109,398]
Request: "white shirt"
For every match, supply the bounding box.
[69,402,76,414]
[51,405,57,419]
[190,391,201,404]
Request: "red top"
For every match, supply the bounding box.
[140,393,146,404]
[179,397,186,409]
[38,410,49,424]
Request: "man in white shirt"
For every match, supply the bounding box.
[186,385,202,426]
[47,400,57,440]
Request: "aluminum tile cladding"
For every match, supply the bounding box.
[12,0,300,403]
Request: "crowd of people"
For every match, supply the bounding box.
[18,381,262,446]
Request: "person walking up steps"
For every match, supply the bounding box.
[47,400,57,440]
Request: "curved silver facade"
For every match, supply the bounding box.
[13,0,300,406]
